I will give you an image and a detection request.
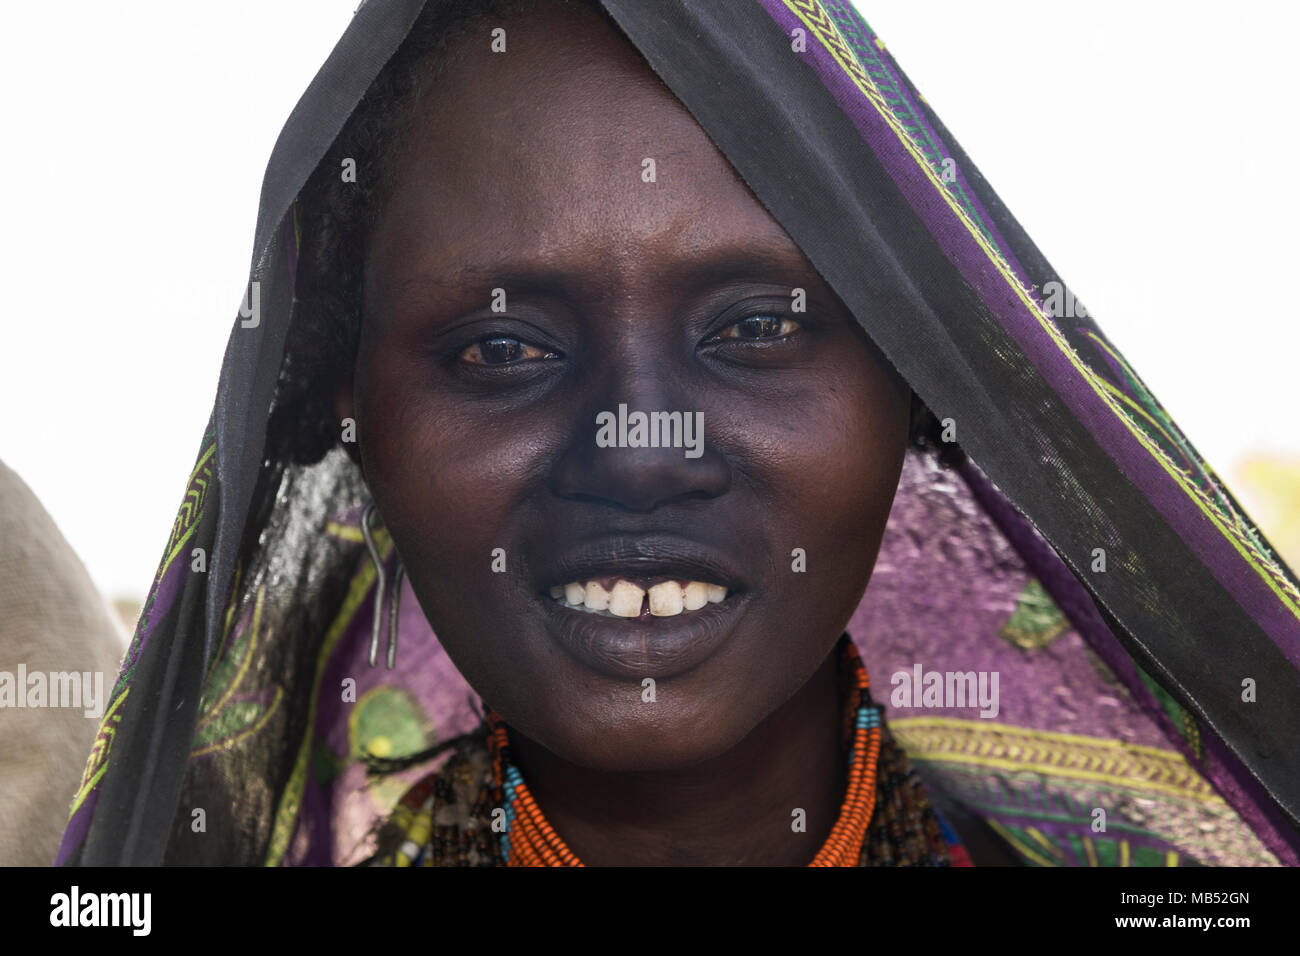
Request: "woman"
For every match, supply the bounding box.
[57,0,1300,866]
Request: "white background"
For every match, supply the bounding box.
[1,1,1296,606]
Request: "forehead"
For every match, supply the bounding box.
[367,2,803,290]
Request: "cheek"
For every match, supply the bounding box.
[823,377,907,530]
[730,367,906,541]
[354,349,542,571]
[735,362,907,618]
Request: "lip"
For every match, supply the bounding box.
[537,534,747,593]
[535,586,750,680]
[532,534,751,679]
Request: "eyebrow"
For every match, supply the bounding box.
[385,241,816,313]
[677,243,815,291]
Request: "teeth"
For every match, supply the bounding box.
[608,581,645,618]
[548,578,729,618]
[648,581,683,616]
[683,581,708,611]
[583,580,610,611]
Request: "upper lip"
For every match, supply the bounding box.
[537,533,747,592]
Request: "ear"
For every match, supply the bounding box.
[333,379,363,470]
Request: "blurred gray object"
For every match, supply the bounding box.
[0,459,125,866]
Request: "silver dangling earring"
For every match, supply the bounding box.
[361,500,404,669]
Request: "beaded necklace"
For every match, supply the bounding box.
[487,636,882,867]
[368,635,964,867]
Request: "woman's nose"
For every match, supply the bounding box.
[549,367,730,513]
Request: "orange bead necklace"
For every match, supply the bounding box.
[486,636,882,866]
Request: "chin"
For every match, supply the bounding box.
[518,669,770,774]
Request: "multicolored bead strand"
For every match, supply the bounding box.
[486,636,883,867]
[809,638,882,866]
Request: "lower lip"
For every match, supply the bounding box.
[535,589,749,680]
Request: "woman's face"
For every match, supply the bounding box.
[343,3,910,772]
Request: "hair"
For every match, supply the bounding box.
[267,0,963,470]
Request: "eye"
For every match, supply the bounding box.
[716,314,801,341]
[459,335,558,366]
